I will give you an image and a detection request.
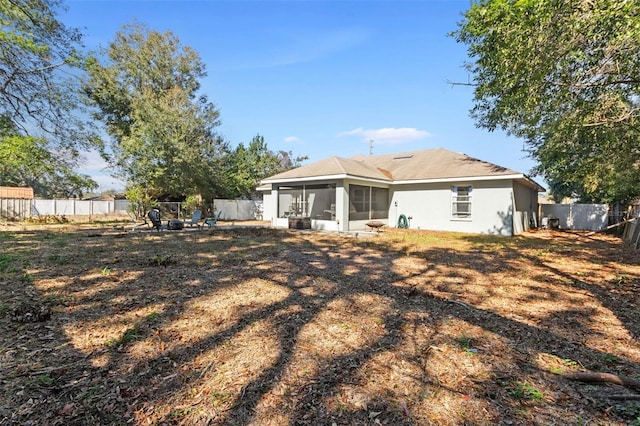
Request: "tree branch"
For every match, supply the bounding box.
[1,62,65,95]
[564,372,640,390]
[445,79,478,87]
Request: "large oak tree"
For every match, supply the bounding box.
[84,23,226,203]
[453,0,640,205]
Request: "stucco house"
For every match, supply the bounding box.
[260,148,544,236]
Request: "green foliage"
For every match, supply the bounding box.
[0,0,99,153]
[84,23,226,200]
[210,391,233,406]
[0,302,9,315]
[27,214,70,224]
[453,0,640,205]
[182,194,200,215]
[149,254,174,267]
[501,380,544,401]
[0,1,100,197]
[108,326,142,348]
[611,402,640,423]
[455,336,480,356]
[26,374,54,387]
[125,185,158,217]
[85,24,306,203]
[227,134,307,198]
[0,133,98,197]
[146,311,161,321]
[0,254,17,273]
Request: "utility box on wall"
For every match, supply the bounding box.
[288,217,311,229]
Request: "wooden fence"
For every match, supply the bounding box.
[623,206,640,249]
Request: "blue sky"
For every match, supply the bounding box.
[62,0,541,191]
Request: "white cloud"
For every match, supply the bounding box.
[338,127,431,144]
[284,136,302,143]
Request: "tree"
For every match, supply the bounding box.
[0,0,101,196]
[228,134,307,198]
[84,23,225,200]
[452,0,640,205]
[0,118,97,197]
[1,0,95,148]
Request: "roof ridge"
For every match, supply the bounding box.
[330,157,348,175]
[354,147,446,162]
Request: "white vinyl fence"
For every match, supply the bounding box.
[213,199,263,221]
[2,197,264,221]
[1,198,31,220]
[1,198,130,220]
[540,203,608,231]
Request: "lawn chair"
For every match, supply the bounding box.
[148,208,163,231]
[129,211,150,232]
[203,210,222,228]
[186,209,202,228]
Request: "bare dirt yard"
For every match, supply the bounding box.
[1,221,640,425]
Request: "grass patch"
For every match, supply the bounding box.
[146,311,161,321]
[149,254,175,267]
[26,374,54,388]
[0,302,10,315]
[108,326,143,349]
[0,254,18,273]
[502,380,544,401]
[454,336,478,355]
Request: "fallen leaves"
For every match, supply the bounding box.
[0,225,639,425]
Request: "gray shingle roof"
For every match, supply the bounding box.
[263,156,391,181]
[352,148,519,181]
[262,148,544,191]
[263,148,541,188]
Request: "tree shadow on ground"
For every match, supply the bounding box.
[1,226,639,425]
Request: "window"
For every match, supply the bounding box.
[349,185,389,221]
[452,185,472,219]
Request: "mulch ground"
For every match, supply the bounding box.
[1,222,640,425]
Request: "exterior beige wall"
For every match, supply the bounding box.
[390,180,515,235]
[262,179,538,236]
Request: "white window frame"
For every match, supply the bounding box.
[451,185,472,220]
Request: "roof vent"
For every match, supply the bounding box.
[393,155,414,160]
